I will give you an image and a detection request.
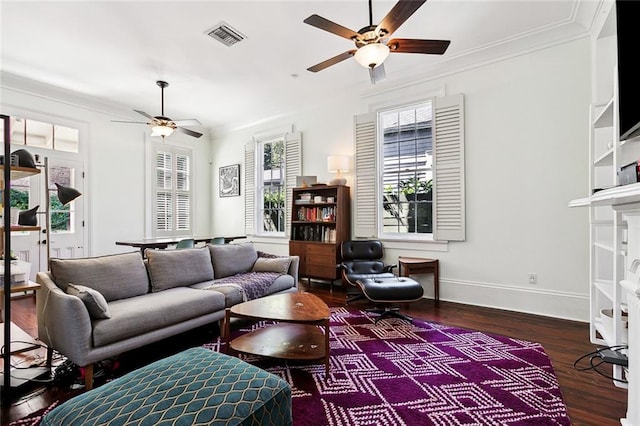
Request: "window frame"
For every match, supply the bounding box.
[244,130,301,238]
[377,100,434,241]
[151,143,193,238]
[256,136,287,237]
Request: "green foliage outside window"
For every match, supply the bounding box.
[9,189,29,209]
[50,196,70,231]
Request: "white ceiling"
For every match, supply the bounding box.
[0,0,598,134]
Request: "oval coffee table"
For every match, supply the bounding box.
[223,292,331,376]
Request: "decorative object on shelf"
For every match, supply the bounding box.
[0,154,19,166]
[219,164,240,197]
[18,205,39,226]
[295,176,317,188]
[327,155,349,185]
[10,149,36,168]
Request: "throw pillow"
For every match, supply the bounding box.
[252,257,292,275]
[67,283,111,319]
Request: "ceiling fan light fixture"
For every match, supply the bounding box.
[354,43,390,68]
[151,125,174,137]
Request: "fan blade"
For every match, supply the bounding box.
[111,120,149,124]
[176,126,203,138]
[369,63,387,85]
[308,50,357,72]
[388,38,450,54]
[133,109,156,120]
[377,0,426,37]
[304,14,360,40]
[171,118,201,126]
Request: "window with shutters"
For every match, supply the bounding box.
[244,131,301,237]
[153,144,192,237]
[354,94,464,242]
[380,102,433,237]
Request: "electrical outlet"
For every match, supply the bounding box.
[528,273,537,285]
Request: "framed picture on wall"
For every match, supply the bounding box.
[219,164,240,197]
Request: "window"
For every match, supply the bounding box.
[244,132,301,237]
[153,144,192,236]
[0,116,79,153]
[258,138,286,234]
[354,94,465,241]
[48,165,79,232]
[380,102,433,236]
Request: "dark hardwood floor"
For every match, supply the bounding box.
[1,283,629,425]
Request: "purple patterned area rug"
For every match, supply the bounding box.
[10,308,571,426]
[206,307,571,426]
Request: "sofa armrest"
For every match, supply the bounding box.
[36,272,94,366]
[288,255,300,288]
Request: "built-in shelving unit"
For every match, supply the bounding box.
[569,2,640,424]
[1,117,47,403]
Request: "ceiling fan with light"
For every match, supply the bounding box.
[304,0,450,84]
[112,80,203,139]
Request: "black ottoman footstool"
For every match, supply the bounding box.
[357,277,424,323]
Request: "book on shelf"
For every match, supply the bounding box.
[296,206,335,221]
[292,224,336,242]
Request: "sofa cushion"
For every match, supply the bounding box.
[67,284,111,319]
[50,252,149,302]
[92,288,226,347]
[208,242,258,279]
[252,257,292,275]
[146,247,214,292]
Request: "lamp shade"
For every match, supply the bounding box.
[151,125,174,137]
[18,205,39,226]
[55,183,82,205]
[327,155,350,173]
[354,43,390,69]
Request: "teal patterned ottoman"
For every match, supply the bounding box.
[41,347,292,425]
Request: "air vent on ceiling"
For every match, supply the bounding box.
[206,22,246,47]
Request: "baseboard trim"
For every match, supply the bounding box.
[426,278,589,322]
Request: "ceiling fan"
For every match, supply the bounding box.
[304,0,450,84]
[112,80,203,139]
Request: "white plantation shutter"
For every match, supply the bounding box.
[153,145,192,236]
[354,112,377,238]
[284,132,302,237]
[175,154,190,231]
[156,151,172,231]
[244,141,256,235]
[433,93,465,241]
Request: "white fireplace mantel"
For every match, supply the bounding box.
[570,184,640,426]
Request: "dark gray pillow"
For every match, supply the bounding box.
[208,242,258,278]
[50,252,149,302]
[67,283,111,319]
[146,247,214,292]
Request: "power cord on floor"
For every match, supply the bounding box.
[573,345,628,384]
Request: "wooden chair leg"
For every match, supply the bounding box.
[84,364,94,390]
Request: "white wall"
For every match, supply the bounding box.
[211,38,591,321]
[1,37,591,321]
[1,75,213,256]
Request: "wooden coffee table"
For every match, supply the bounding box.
[223,292,331,376]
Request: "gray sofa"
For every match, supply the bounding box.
[36,242,299,389]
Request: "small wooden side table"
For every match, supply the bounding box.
[398,257,439,303]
